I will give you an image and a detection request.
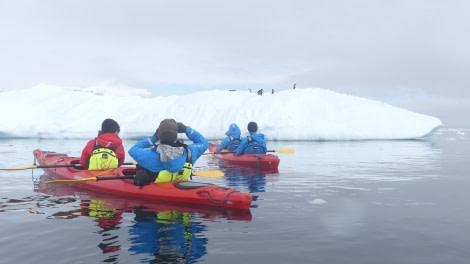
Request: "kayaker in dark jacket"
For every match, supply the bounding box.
[80,118,125,169]
[236,121,267,155]
[218,123,242,152]
[128,118,208,185]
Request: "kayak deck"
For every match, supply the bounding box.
[33,149,252,210]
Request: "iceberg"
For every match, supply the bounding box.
[2,84,442,140]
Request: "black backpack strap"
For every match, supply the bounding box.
[185,146,192,164]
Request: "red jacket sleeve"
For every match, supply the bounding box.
[80,139,95,168]
[115,144,126,166]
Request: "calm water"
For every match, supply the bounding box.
[0,128,469,264]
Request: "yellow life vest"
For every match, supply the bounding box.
[88,139,119,170]
[154,162,193,183]
[153,144,193,183]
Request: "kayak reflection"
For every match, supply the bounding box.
[83,199,210,262]
[33,174,252,262]
[82,199,123,254]
[219,166,279,193]
[129,207,207,263]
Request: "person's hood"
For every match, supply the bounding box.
[225,123,241,138]
[96,133,122,148]
[249,132,265,141]
[156,144,186,173]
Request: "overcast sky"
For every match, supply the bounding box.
[1,1,469,128]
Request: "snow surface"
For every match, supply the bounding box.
[2,84,442,140]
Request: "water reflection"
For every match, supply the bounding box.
[217,165,281,194]
[206,156,280,194]
[280,139,443,187]
[84,199,123,255]
[19,174,252,263]
[129,207,208,263]
[223,167,268,193]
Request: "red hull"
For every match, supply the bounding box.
[208,143,280,171]
[34,174,252,221]
[33,149,252,210]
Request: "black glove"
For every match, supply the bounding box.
[177,122,186,133]
[154,128,159,138]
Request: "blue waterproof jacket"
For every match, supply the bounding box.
[128,126,208,173]
[218,123,242,152]
[236,132,267,155]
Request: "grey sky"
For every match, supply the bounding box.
[1,1,469,127]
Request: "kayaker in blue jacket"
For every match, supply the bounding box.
[128,118,208,185]
[218,123,242,152]
[236,121,267,155]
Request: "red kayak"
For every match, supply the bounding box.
[33,149,252,210]
[208,143,280,172]
[34,174,252,221]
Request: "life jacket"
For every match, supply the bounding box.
[87,199,116,218]
[242,135,266,154]
[225,136,242,151]
[155,145,193,183]
[88,139,119,170]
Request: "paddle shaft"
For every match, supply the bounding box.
[96,175,135,181]
[47,170,223,183]
[46,175,135,184]
[206,149,294,155]
[37,162,136,169]
[0,162,137,170]
[92,172,222,181]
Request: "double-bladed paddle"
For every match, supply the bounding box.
[46,170,225,184]
[47,175,136,184]
[204,148,295,155]
[0,162,137,171]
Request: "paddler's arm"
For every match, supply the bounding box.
[218,137,230,152]
[235,137,248,156]
[259,133,267,150]
[128,135,158,165]
[132,134,157,148]
[116,144,126,166]
[185,126,209,161]
[79,139,95,168]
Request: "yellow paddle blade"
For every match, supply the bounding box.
[192,170,225,178]
[269,148,295,154]
[0,165,39,170]
[46,177,98,184]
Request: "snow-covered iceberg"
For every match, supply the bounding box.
[2,84,442,140]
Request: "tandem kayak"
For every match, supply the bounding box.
[33,149,253,210]
[34,174,252,221]
[208,143,280,172]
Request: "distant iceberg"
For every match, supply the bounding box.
[3,85,442,140]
